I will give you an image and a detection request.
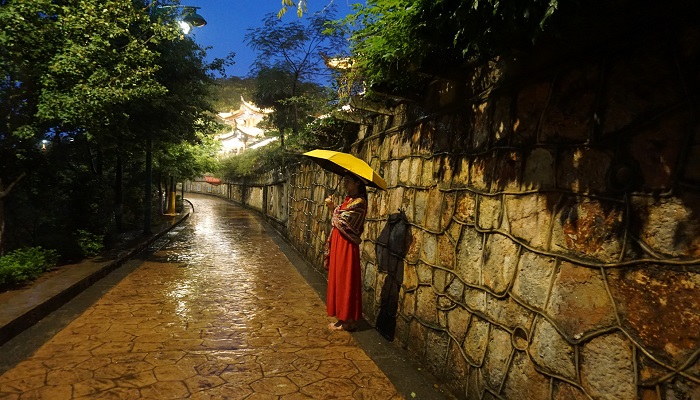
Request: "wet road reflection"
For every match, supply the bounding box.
[0,193,401,399]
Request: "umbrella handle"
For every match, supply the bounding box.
[319,179,341,209]
[333,178,341,193]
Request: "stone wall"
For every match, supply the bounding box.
[188,37,700,400]
[285,44,700,398]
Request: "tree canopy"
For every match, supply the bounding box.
[244,9,346,149]
[0,0,224,255]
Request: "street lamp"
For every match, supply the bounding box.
[154,5,207,34]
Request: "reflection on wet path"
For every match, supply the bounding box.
[0,194,401,399]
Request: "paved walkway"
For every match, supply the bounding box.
[0,194,446,399]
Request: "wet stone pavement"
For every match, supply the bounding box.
[0,195,408,399]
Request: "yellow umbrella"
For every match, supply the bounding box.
[303,149,388,190]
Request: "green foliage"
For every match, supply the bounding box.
[342,0,559,91]
[155,132,221,180]
[0,247,59,287]
[0,0,224,255]
[210,77,257,113]
[288,115,357,151]
[246,10,347,147]
[218,144,285,180]
[76,230,104,257]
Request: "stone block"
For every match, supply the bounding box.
[471,101,491,150]
[552,381,589,400]
[455,228,483,286]
[529,317,577,380]
[515,82,551,144]
[402,263,419,292]
[556,148,612,193]
[422,159,435,186]
[401,290,416,318]
[416,286,438,325]
[447,306,471,343]
[606,265,700,368]
[386,134,399,159]
[425,330,451,376]
[477,195,503,231]
[501,351,551,400]
[482,234,519,295]
[420,233,438,265]
[407,319,428,358]
[425,187,444,232]
[493,150,522,192]
[580,332,635,400]
[631,194,700,258]
[441,192,456,232]
[432,268,453,295]
[409,157,422,186]
[505,193,554,250]
[417,262,433,285]
[523,148,555,190]
[470,156,493,192]
[444,340,469,396]
[546,262,618,340]
[374,272,387,304]
[662,378,700,399]
[388,186,404,216]
[378,188,389,217]
[636,351,671,387]
[386,159,399,187]
[492,96,512,144]
[363,237,376,264]
[540,65,599,143]
[398,158,411,184]
[405,229,422,264]
[437,308,448,330]
[363,289,376,321]
[482,326,512,389]
[483,294,534,332]
[363,261,377,291]
[550,197,624,263]
[463,316,490,366]
[511,252,557,310]
[446,277,465,302]
[437,156,454,189]
[455,191,477,224]
[414,190,429,226]
[432,268,449,294]
[398,136,413,159]
[437,234,455,270]
[452,158,470,187]
[465,365,486,400]
[601,53,682,136]
[447,220,462,244]
[464,286,487,314]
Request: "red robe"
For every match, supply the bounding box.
[325,195,367,322]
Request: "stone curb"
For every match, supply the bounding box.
[0,207,192,346]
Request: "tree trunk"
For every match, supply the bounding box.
[114,153,123,232]
[143,135,152,235]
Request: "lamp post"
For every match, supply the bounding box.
[144,4,207,232]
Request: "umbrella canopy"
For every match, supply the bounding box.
[303,149,388,190]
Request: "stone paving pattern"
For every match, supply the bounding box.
[0,196,401,399]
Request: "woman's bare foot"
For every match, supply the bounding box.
[328,321,344,331]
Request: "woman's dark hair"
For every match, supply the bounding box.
[345,173,367,197]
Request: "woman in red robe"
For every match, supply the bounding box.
[324,173,367,331]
